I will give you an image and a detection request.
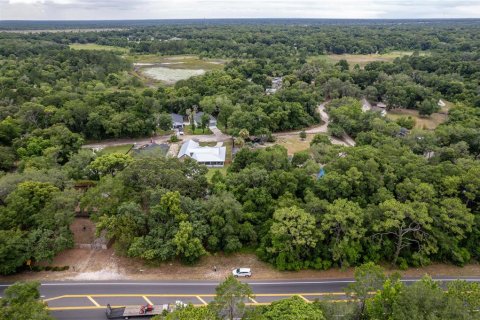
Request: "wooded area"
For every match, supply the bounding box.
[0,20,479,277]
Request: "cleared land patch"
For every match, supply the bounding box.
[274,134,314,155]
[386,109,447,130]
[69,43,129,53]
[143,67,205,84]
[132,54,226,70]
[134,55,225,84]
[308,51,428,68]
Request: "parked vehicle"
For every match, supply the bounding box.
[106,302,181,319]
[232,268,252,277]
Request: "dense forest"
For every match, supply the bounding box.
[0,21,479,277]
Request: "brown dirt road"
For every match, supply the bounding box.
[2,249,479,282]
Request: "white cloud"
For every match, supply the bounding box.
[0,0,479,20]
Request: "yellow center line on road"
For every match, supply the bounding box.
[49,304,206,311]
[143,296,154,305]
[196,296,208,305]
[87,296,100,307]
[44,291,351,311]
[43,292,345,300]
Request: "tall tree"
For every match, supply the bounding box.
[320,199,366,267]
[0,281,54,320]
[373,199,432,266]
[346,262,386,319]
[266,206,317,270]
[211,275,254,320]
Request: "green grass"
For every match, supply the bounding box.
[386,109,447,130]
[184,125,213,135]
[307,51,429,69]
[156,129,174,136]
[205,167,228,182]
[69,43,129,53]
[97,144,133,155]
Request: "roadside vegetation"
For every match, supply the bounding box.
[0,20,480,280]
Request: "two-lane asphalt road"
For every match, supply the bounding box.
[1,277,480,320]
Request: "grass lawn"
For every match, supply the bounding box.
[69,43,129,53]
[97,144,133,155]
[205,167,228,182]
[156,129,174,136]
[386,109,447,130]
[274,134,315,155]
[308,51,429,69]
[184,125,213,135]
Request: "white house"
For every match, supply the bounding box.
[177,139,226,167]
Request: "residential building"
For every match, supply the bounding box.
[177,139,226,167]
[171,113,185,129]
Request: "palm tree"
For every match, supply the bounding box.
[239,128,249,140]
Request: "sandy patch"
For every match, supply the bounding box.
[142,67,205,84]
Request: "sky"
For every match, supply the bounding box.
[0,0,479,20]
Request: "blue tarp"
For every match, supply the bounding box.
[317,168,325,179]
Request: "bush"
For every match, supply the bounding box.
[395,116,416,130]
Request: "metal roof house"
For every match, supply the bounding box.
[171,113,185,129]
[177,139,226,167]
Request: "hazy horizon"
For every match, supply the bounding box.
[1,0,479,21]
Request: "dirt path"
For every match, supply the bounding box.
[2,250,480,282]
[83,132,230,150]
[274,102,354,147]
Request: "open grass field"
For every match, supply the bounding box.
[97,144,133,155]
[133,55,224,85]
[205,167,228,181]
[308,51,428,69]
[69,43,129,53]
[386,109,447,130]
[274,134,315,155]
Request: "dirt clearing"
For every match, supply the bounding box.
[386,109,447,130]
[274,135,313,155]
[2,249,480,282]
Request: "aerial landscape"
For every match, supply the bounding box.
[0,1,480,319]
